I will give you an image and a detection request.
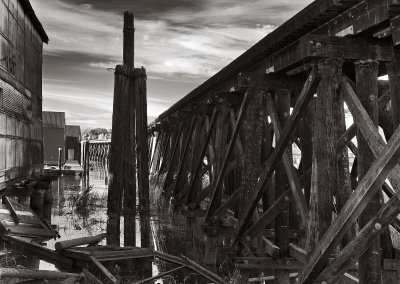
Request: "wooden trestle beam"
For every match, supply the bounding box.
[298,76,400,283]
[233,69,319,245]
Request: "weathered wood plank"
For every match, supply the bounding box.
[306,59,342,274]
[4,236,74,268]
[3,196,20,224]
[55,233,106,251]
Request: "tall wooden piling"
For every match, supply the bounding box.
[122,11,137,248]
[107,65,124,245]
[135,67,150,248]
[107,11,150,257]
[306,59,342,269]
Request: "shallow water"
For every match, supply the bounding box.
[0,162,168,282]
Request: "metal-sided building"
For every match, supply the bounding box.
[0,0,48,190]
[42,111,65,165]
[65,125,81,161]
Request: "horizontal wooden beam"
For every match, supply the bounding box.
[265,35,393,74]
[233,257,303,270]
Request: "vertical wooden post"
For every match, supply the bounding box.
[356,60,382,284]
[58,148,62,170]
[107,64,124,246]
[306,58,342,270]
[135,67,150,249]
[123,11,137,248]
[85,141,90,189]
[238,90,264,283]
[274,89,291,284]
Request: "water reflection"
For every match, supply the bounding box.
[0,161,211,282]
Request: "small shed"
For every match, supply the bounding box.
[65,125,81,161]
[42,111,65,165]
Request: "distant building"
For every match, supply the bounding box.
[65,125,81,161]
[0,0,48,189]
[42,111,65,165]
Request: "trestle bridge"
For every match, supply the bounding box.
[88,0,400,282]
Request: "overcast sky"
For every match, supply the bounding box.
[30,0,313,129]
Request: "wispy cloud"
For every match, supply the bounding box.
[30,0,313,128]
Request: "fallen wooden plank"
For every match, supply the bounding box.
[153,251,224,283]
[3,196,20,224]
[133,266,186,284]
[3,235,74,268]
[89,256,118,284]
[55,233,106,250]
[0,268,81,280]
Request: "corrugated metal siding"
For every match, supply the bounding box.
[0,79,31,119]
